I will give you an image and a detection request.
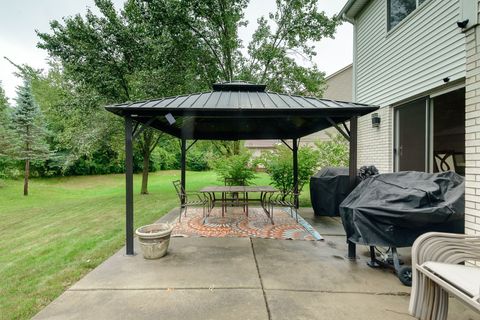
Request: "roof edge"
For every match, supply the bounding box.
[339,0,370,23]
[325,64,353,80]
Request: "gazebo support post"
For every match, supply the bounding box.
[347,116,358,260]
[292,138,299,208]
[125,116,134,255]
[180,138,186,205]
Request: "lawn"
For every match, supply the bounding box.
[0,170,311,319]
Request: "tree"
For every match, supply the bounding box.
[37,0,213,194]
[166,0,339,151]
[0,82,17,180]
[240,0,339,96]
[314,133,349,169]
[0,82,11,153]
[37,0,340,187]
[11,81,50,195]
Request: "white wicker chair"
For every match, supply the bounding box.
[409,232,480,320]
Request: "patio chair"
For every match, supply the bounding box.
[172,180,208,222]
[409,232,480,320]
[268,185,299,222]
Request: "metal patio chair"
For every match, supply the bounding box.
[268,185,299,222]
[172,180,208,222]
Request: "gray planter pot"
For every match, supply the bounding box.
[135,223,174,259]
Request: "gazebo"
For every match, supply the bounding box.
[105,82,378,258]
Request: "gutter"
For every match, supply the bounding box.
[339,0,356,24]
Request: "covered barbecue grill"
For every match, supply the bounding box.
[310,167,351,216]
[339,171,465,285]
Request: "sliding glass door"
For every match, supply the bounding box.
[394,88,465,174]
[395,98,428,171]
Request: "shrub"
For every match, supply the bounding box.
[211,152,257,185]
[261,144,320,194]
[186,149,210,171]
[314,134,349,168]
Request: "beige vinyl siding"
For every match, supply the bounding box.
[355,0,466,107]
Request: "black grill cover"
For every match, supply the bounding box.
[310,167,351,216]
[339,171,465,247]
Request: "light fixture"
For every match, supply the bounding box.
[457,19,469,29]
[165,113,176,125]
[371,113,380,128]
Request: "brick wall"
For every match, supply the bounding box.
[356,106,393,173]
[465,9,480,235]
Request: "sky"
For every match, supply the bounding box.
[0,0,352,101]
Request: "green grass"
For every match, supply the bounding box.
[0,171,310,319]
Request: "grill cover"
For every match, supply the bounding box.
[339,171,465,247]
[310,167,352,216]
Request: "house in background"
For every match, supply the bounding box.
[339,0,479,235]
[245,64,353,157]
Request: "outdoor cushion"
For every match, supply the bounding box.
[422,261,480,299]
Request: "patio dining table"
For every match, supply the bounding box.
[200,186,277,224]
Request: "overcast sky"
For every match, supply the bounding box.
[0,0,351,101]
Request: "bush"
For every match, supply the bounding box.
[0,157,19,179]
[211,152,257,185]
[186,149,210,171]
[261,145,319,194]
[314,134,349,168]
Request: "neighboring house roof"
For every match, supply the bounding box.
[325,64,352,81]
[339,0,370,22]
[244,140,280,148]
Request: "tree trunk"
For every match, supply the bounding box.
[233,140,240,155]
[141,153,149,195]
[24,159,30,196]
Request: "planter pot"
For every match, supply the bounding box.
[135,223,174,259]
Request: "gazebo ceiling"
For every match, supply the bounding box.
[105,82,378,140]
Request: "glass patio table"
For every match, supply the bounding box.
[200,186,277,224]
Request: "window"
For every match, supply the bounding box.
[388,0,426,30]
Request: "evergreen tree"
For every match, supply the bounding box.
[0,82,11,154]
[11,80,50,195]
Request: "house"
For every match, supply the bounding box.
[244,64,353,157]
[339,0,479,235]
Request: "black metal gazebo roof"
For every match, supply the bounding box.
[106,82,378,140]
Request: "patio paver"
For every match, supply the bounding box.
[34,289,267,320]
[252,238,409,294]
[33,208,480,320]
[71,237,261,290]
[266,291,413,320]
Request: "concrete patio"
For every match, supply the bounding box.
[33,209,479,320]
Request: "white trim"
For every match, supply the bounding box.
[325,64,353,80]
[352,24,358,102]
[430,83,466,98]
[428,99,434,173]
[389,79,465,108]
[394,108,400,171]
